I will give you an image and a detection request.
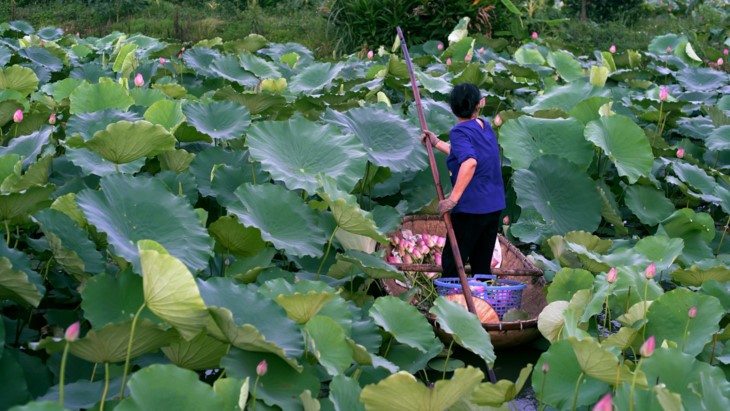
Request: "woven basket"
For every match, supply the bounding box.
[381,214,547,349]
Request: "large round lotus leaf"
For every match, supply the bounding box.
[429,296,495,365]
[0,185,55,224]
[161,331,229,370]
[8,401,68,411]
[37,27,64,40]
[676,67,729,91]
[369,296,438,353]
[537,300,569,343]
[69,80,134,114]
[0,65,39,97]
[707,125,730,152]
[18,48,63,72]
[69,62,114,83]
[584,115,653,183]
[76,174,213,271]
[547,51,584,82]
[41,78,83,102]
[567,337,641,386]
[0,350,31,409]
[568,96,612,125]
[547,268,595,303]
[80,270,160,328]
[188,147,267,204]
[183,101,250,141]
[0,127,52,168]
[532,340,608,410]
[66,147,145,177]
[645,288,723,356]
[625,184,675,226]
[523,81,609,114]
[8,20,35,34]
[227,183,325,258]
[0,46,10,67]
[115,364,224,411]
[130,87,167,107]
[80,120,175,165]
[513,155,601,235]
[139,242,208,340]
[143,100,184,132]
[406,98,454,137]
[671,265,730,287]
[33,209,105,277]
[0,154,51,194]
[324,107,426,172]
[304,315,354,375]
[209,55,259,87]
[288,62,343,94]
[360,367,484,411]
[66,109,142,141]
[247,116,366,193]
[648,34,688,55]
[330,375,364,411]
[500,116,593,170]
[658,209,714,262]
[239,52,281,79]
[182,47,222,77]
[208,215,266,258]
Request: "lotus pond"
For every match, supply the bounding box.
[0,17,729,411]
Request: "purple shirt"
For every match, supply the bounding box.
[446,118,505,214]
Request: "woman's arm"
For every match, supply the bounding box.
[449,158,477,203]
[433,140,450,155]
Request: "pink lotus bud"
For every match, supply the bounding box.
[134,73,144,87]
[76,32,80,37]
[39,40,44,46]
[494,114,502,127]
[659,87,669,101]
[724,49,729,56]
[542,362,549,373]
[178,53,183,59]
[717,58,724,66]
[640,335,655,357]
[677,148,685,159]
[367,50,374,60]
[531,32,538,39]
[435,253,442,266]
[392,236,400,246]
[181,47,186,52]
[387,255,398,264]
[606,268,617,283]
[593,393,612,411]
[465,54,471,62]
[609,45,616,54]
[666,46,672,53]
[645,262,656,279]
[13,109,23,123]
[256,360,268,376]
[503,215,510,225]
[446,58,452,65]
[404,254,413,264]
[437,236,446,248]
[420,244,429,254]
[437,43,443,51]
[65,321,80,342]
[688,306,697,318]
[491,258,499,267]
[160,57,167,64]
[49,113,56,125]
[479,47,485,53]
[413,249,423,260]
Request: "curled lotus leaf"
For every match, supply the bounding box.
[0,242,45,307]
[161,331,229,371]
[0,65,40,97]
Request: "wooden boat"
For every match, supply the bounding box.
[381,215,547,349]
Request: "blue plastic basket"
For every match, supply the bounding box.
[435,275,526,320]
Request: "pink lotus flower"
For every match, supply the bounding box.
[464,54,471,62]
[13,109,23,123]
[531,32,538,39]
[724,49,729,56]
[65,321,80,342]
[256,360,268,376]
[677,148,685,158]
[367,50,374,59]
[718,58,724,66]
[609,45,616,54]
[494,114,502,127]
[387,255,398,264]
[645,262,656,279]
[659,87,669,101]
[593,393,612,411]
[437,43,443,51]
[134,73,144,87]
[688,306,697,318]
[479,47,485,53]
[404,254,413,264]
[391,236,400,246]
[160,57,167,64]
[542,362,549,373]
[49,113,56,125]
[436,236,446,248]
[606,267,617,283]
[446,58,452,65]
[503,216,510,225]
[178,52,183,59]
[640,336,655,357]
[666,46,672,53]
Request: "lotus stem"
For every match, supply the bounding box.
[251,374,261,411]
[251,163,257,184]
[100,362,110,411]
[120,303,146,399]
[316,227,338,279]
[628,358,644,411]
[681,315,692,352]
[4,221,9,247]
[710,333,718,365]
[538,369,547,411]
[652,101,664,146]
[442,339,455,380]
[601,293,611,341]
[641,283,649,340]
[716,215,730,254]
[114,163,120,173]
[59,341,71,407]
[90,362,98,382]
[570,371,584,411]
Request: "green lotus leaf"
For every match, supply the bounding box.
[36,26,63,40]
[514,45,545,65]
[198,277,304,359]
[547,51,583,82]
[0,350,31,409]
[470,364,532,407]
[370,296,438,353]
[360,367,483,411]
[645,288,724,356]
[671,266,730,287]
[115,364,224,411]
[239,52,281,79]
[69,80,134,114]
[289,62,343,94]
[0,185,55,224]
[0,250,44,307]
[270,289,336,324]
[143,99,184,132]
[0,65,39,97]
[590,236,684,273]
[209,215,266,258]
[1,155,52,193]
[77,120,175,165]
[129,87,167,107]
[648,34,688,55]
[139,242,208,340]
[182,47,222,77]
[430,296,496,365]
[406,98,455,137]
[317,175,386,242]
[672,161,721,201]
[158,149,195,173]
[513,155,602,235]
[676,67,729,91]
[182,101,250,141]
[112,43,138,77]
[537,300,569,343]
[0,127,52,168]
[568,337,644,386]
[213,377,248,411]
[547,268,594,303]
[601,326,639,350]
[152,82,187,99]
[190,147,254,199]
[523,81,609,114]
[80,270,161,328]
[330,375,365,411]
[596,180,627,235]
[228,247,277,283]
[66,109,142,141]
[585,115,653,183]
[221,349,320,410]
[19,47,63,72]
[334,250,404,280]
[324,107,427,172]
[568,96,613,125]
[304,315,354,375]
[657,209,714,262]
[161,331,229,370]
[210,55,259,87]
[414,70,453,94]
[547,231,610,269]
[532,340,608,410]
[227,183,325,258]
[8,401,69,411]
[66,147,145,177]
[625,184,676,226]
[499,116,593,170]
[33,209,105,277]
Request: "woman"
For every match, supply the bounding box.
[421,83,505,277]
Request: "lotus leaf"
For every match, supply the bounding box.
[523,81,609,114]
[80,270,162,329]
[0,185,55,224]
[0,350,31,409]
[143,99,184,132]
[499,116,593,170]
[585,115,653,183]
[676,67,729,92]
[430,296,496,365]
[161,331,229,370]
[0,65,39,97]
[369,296,438,353]
[547,51,583,82]
[66,109,142,141]
[239,52,281,79]
[182,47,222,77]
[305,315,354,375]
[65,147,145,177]
[657,209,715,262]
[247,116,366,193]
[360,367,484,411]
[212,377,248,411]
[288,62,342,94]
[8,402,68,411]
[0,127,52,168]
[625,184,676,226]
[569,337,644,386]
[671,266,730,287]
[33,209,105,277]
[69,80,134,114]
[547,268,595,303]
[182,100,250,141]
[334,250,404,280]
[330,375,364,411]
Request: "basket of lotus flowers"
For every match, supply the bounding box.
[381,215,547,348]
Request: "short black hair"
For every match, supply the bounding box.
[450,83,481,119]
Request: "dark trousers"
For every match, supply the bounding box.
[441,210,502,278]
